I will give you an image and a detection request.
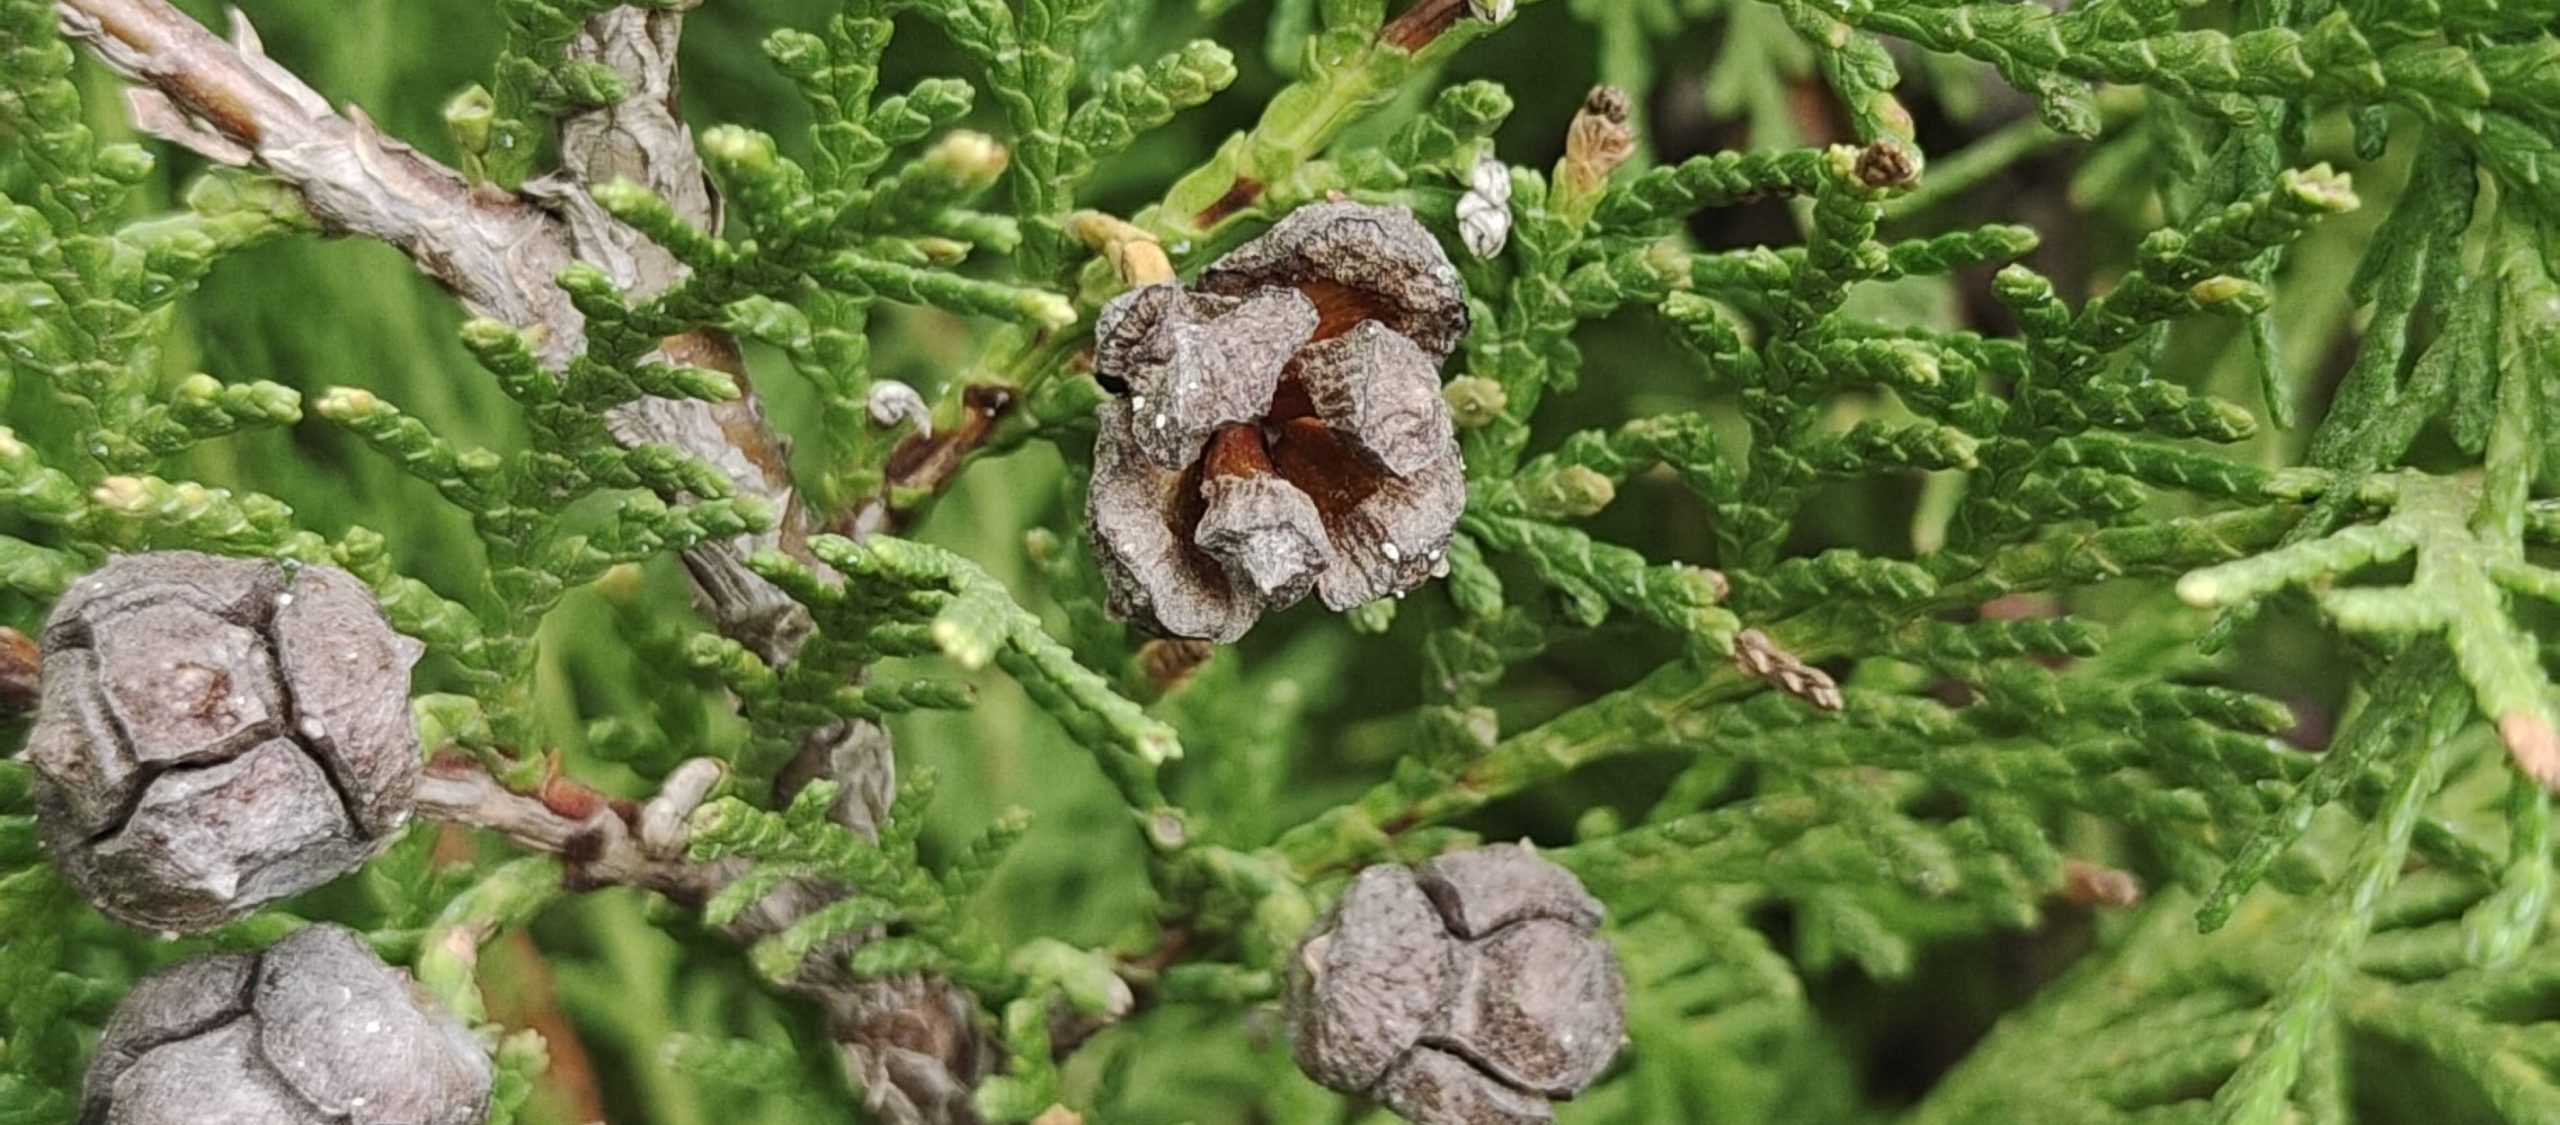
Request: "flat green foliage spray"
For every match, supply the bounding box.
[5,0,2560,1122]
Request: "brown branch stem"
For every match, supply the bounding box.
[417,752,993,1122]
[1380,0,1469,53]
[415,755,737,905]
[0,627,39,714]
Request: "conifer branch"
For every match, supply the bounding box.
[17,0,2560,1120]
[54,0,815,660]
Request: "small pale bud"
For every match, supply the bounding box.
[314,386,381,419]
[88,476,151,511]
[2280,165,2360,214]
[1025,291,1079,330]
[1732,628,1842,712]
[456,317,519,352]
[169,373,222,406]
[95,144,156,185]
[866,380,933,437]
[915,236,970,264]
[1445,375,1508,429]
[2190,275,2269,313]
[1521,464,1617,519]
[924,129,1009,183]
[1852,138,1920,190]
[586,178,665,220]
[1466,0,1515,23]
[442,84,496,155]
[1457,153,1513,259]
[699,125,779,173]
[1561,86,1636,196]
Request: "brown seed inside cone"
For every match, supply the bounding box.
[1202,424,1277,480]
[1267,374,1317,423]
[1268,418,1387,526]
[1297,278,1391,343]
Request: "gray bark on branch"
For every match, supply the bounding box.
[57,0,810,662]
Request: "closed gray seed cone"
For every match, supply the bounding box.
[68,739,367,934]
[1374,1046,1554,1125]
[268,564,426,838]
[255,925,493,1125]
[21,552,424,933]
[20,651,133,837]
[1286,864,1457,1092]
[1285,846,1625,1122]
[1416,843,1606,939]
[81,951,257,1118]
[91,600,280,768]
[101,1023,319,1125]
[41,552,277,652]
[80,924,491,1125]
[1442,919,1625,1095]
